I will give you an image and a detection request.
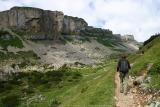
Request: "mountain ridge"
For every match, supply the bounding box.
[0,6,140,68]
[0,6,87,40]
[0,6,136,42]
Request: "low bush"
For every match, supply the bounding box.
[0,81,13,92]
[1,94,20,107]
[49,98,61,107]
[21,86,35,94]
[148,61,160,75]
[0,30,24,49]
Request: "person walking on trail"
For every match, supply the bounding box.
[117,55,131,95]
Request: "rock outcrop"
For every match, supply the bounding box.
[0,6,88,39]
[62,15,87,35]
[80,26,113,37]
[121,35,135,41]
[0,6,137,44]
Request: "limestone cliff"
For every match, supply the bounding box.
[0,6,88,39]
[62,15,87,35]
[0,6,136,43]
[121,35,135,41]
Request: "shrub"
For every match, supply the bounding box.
[1,94,20,107]
[46,71,64,78]
[81,86,88,93]
[49,98,61,107]
[17,51,39,60]
[21,86,34,94]
[0,52,15,60]
[0,51,38,62]
[8,78,21,85]
[18,61,30,68]
[0,81,12,92]
[43,82,52,89]
[72,72,82,79]
[148,61,160,75]
[0,30,24,49]
[27,71,43,85]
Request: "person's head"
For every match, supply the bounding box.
[121,54,127,59]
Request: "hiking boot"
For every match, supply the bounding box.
[124,92,127,95]
[120,89,124,93]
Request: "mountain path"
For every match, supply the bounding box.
[115,72,141,107]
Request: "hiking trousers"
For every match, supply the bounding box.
[119,72,129,94]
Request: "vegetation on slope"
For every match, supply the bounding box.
[0,30,24,50]
[0,29,40,66]
[0,27,119,107]
[80,27,120,47]
[143,33,160,46]
[0,60,116,107]
[0,66,82,107]
[0,51,40,67]
[0,51,38,60]
[129,35,160,89]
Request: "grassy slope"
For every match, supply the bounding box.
[0,60,116,107]
[0,29,118,106]
[129,36,160,89]
[28,61,116,107]
[0,29,40,66]
[0,30,24,49]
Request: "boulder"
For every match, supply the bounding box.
[133,76,146,85]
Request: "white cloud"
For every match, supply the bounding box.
[0,0,160,42]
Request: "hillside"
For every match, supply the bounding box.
[0,28,138,69]
[0,7,139,68]
[122,34,160,106]
[130,34,160,87]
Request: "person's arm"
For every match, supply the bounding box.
[128,60,131,69]
[117,60,120,72]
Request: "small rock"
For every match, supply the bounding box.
[139,83,150,90]
[146,101,160,107]
[145,76,151,83]
[135,76,146,84]
[132,89,137,93]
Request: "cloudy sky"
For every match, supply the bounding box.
[0,0,160,42]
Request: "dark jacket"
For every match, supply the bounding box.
[117,58,131,73]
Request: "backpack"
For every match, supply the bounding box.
[119,59,129,73]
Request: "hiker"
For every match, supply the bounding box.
[117,54,131,95]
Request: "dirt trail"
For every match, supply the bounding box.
[115,72,140,107]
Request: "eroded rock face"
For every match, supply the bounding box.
[0,7,43,31]
[121,35,135,41]
[0,7,88,39]
[62,15,88,35]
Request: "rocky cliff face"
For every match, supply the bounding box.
[121,35,135,41]
[0,6,136,43]
[62,15,87,35]
[0,7,88,39]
